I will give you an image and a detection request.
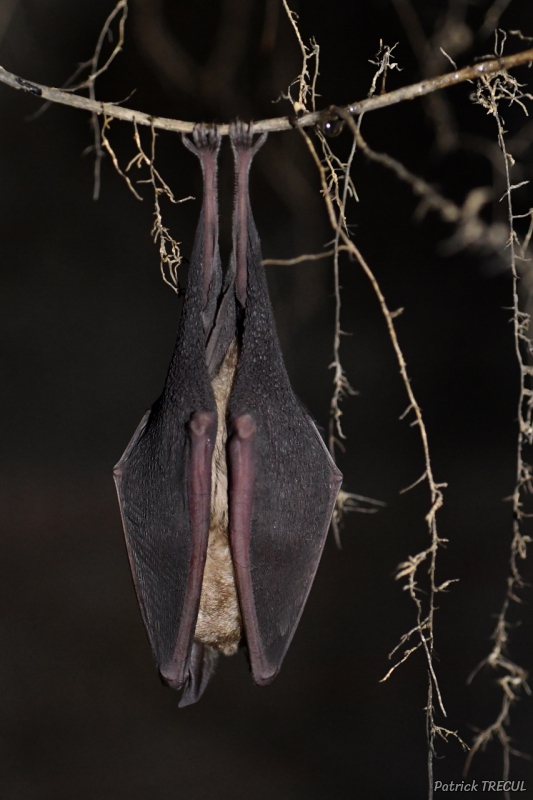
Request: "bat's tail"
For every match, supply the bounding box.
[178,642,219,707]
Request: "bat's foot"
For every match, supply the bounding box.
[230,120,267,156]
[182,123,221,156]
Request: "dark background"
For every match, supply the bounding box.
[0,1,532,798]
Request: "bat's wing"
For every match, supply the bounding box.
[114,127,221,695]
[114,399,216,689]
[228,125,342,685]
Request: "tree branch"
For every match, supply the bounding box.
[1,48,532,134]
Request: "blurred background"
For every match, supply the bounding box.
[0,1,532,797]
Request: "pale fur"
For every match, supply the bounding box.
[194,340,242,655]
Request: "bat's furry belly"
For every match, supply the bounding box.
[193,341,242,656]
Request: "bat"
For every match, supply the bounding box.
[114,121,342,706]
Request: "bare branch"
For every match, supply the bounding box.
[1,48,533,135]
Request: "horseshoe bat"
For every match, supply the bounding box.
[114,122,342,706]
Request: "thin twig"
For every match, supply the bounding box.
[279,1,383,538]
[93,115,193,288]
[279,19,458,781]
[464,65,532,796]
[86,0,129,200]
[328,131,357,453]
[327,129,358,545]
[261,247,348,266]
[100,114,142,200]
[368,41,402,98]
[298,112,464,798]
[281,0,312,112]
[128,121,192,291]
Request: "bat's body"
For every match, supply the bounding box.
[195,339,241,656]
[114,123,342,706]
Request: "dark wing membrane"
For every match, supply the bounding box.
[228,215,342,685]
[114,354,216,689]
[114,198,218,689]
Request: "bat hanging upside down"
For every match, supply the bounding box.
[114,122,342,706]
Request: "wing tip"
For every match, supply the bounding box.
[252,669,278,687]
[159,669,184,691]
[248,648,280,687]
